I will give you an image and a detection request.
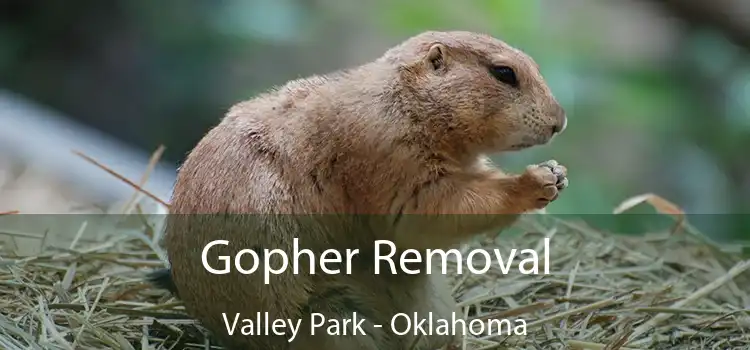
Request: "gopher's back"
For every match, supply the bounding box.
[169,70,408,215]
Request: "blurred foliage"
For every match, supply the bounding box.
[0,0,749,241]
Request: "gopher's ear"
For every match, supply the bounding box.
[424,43,448,70]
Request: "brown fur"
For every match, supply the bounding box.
[158,31,568,349]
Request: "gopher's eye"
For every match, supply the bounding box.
[489,65,518,87]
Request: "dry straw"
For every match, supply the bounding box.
[1,148,749,349]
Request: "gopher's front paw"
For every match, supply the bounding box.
[519,160,568,209]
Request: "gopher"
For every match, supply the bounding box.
[148,31,568,350]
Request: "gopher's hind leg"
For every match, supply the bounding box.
[289,310,383,350]
[288,286,394,350]
[388,270,463,349]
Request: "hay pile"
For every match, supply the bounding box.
[1,206,749,350]
[1,152,749,349]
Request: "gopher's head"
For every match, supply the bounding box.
[381,31,567,154]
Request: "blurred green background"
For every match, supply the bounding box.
[0,0,748,241]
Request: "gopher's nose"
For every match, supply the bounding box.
[552,105,567,135]
[553,116,567,134]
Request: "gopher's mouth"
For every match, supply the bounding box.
[504,127,562,151]
[509,134,552,150]
[508,143,534,150]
